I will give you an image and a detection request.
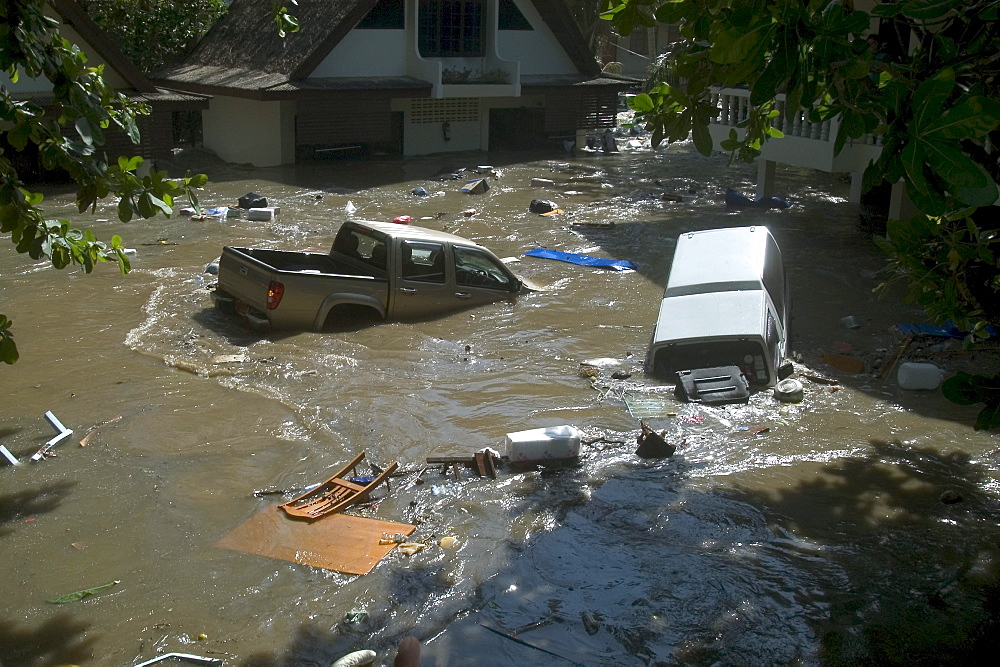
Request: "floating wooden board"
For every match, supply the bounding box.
[217,509,415,575]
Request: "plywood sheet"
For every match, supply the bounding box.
[217,508,415,575]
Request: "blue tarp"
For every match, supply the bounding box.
[524,247,637,271]
[896,322,996,339]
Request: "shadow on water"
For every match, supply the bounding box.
[0,613,96,666]
[222,437,1000,666]
[0,480,77,537]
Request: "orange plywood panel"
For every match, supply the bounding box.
[217,508,415,575]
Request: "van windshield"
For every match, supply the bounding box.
[651,340,771,385]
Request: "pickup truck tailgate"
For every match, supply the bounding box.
[217,246,275,311]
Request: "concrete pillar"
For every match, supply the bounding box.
[756,159,776,199]
[849,172,864,203]
[888,180,918,219]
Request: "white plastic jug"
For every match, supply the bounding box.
[897,362,944,390]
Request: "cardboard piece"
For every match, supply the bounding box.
[217,508,415,575]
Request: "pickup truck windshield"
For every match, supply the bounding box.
[454,246,515,290]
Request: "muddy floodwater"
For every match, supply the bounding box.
[2,138,1000,667]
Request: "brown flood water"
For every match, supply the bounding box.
[2,139,999,666]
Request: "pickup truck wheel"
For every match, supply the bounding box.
[322,304,381,331]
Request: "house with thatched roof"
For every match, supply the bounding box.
[1,0,210,178]
[151,0,632,166]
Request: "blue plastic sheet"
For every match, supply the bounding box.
[896,322,996,339]
[524,247,637,271]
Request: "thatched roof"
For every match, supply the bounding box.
[154,0,602,95]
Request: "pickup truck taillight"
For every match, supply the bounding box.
[266,281,285,309]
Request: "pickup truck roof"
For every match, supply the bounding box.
[349,220,490,247]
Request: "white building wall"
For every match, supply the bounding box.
[309,31,408,78]
[497,0,577,75]
[203,97,295,167]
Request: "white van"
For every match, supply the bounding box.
[646,226,790,387]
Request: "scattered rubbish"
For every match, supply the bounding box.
[802,373,839,385]
[474,448,500,478]
[774,378,805,402]
[878,334,914,380]
[460,178,490,194]
[134,653,222,666]
[480,624,583,665]
[682,415,705,425]
[897,362,944,390]
[524,248,636,271]
[530,178,555,187]
[71,541,87,550]
[218,508,415,575]
[581,611,602,635]
[344,611,370,624]
[47,580,120,604]
[279,451,398,520]
[391,215,412,224]
[635,420,676,458]
[196,634,208,641]
[529,199,557,214]
[30,411,74,462]
[505,425,582,463]
[579,365,599,379]
[411,187,429,196]
[431,483,462,496]
[238,192,268,209]
[821,353,865,374]
[539,208,564,216]
[331,649,376,667]
[211,354,246,364]
[345,200,357,215]
[675,366,750,405]
[78,414,122,447]
[439,536,459,549]
[140,240,179,246]
[204,261,220,275]
[732,424,770,437]
[724,188,792,209]
[840,315,861,329]
[1,445,19,466]
[397,542,426,556]
[463,208,477,217]
[247,207,278,221]
[511,618,554,635]
[201,207,228,220]
[623,391,677,420]
[611,370,632,380]
[647,226,789,386]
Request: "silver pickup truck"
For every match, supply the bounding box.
[211,220,522,332]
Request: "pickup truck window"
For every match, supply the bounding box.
[454,246,515,290]
[401,241,446,283]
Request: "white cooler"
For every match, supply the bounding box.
[505,425,582,463]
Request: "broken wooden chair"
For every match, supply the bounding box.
[279,451,398,520]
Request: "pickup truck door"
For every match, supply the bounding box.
[390,240,458,319]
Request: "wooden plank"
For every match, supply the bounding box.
[217,508,415,576]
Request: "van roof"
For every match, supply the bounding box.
[652,290,770,344]
[665,226,774,297]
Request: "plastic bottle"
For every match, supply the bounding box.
[897,362,944,390]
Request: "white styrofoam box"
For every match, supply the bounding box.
[247,207,278,221]
[505,425,582,463]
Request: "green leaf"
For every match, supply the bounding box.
[923,140,989,190]
[975,402,1000,431]
[47,580,120,604]
[74,117,94,146]
[912,68,955,134]
[900,0,964,21]
[922,96,1000,140]
[629,93,655,113]
[691,121,714,156]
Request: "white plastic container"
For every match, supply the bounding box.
[505,425,582,463]
[247,207,277,221]
[897,362,944,390]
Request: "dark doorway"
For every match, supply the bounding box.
[488,108,544,151]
